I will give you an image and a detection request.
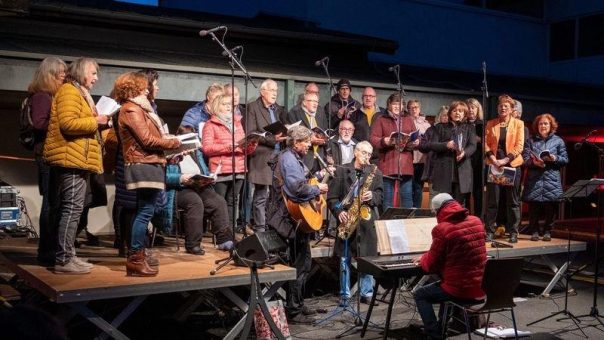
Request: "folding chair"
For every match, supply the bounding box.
[442,257,523,339]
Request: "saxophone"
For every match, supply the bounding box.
[337,165,378,240]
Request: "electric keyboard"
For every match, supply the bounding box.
[357,254,424,279]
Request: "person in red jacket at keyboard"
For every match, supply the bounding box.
[412,193,487,339]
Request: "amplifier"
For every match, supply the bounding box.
[0,186,18,208]
[236,230,287,262]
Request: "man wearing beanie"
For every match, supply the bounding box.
[412,193,487,339]
[324,78,361,129]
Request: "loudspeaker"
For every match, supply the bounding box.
[236,230,287,262]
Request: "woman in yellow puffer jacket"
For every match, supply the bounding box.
[43,57,110,274]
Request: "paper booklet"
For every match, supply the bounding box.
[96,96,121,116]
[165,139,201,158]
[531,149,551,161]
[237,131,268,147]
[311,127,335,139]
[263,120,302,136]
[389,129,420,144]
[189,173,217,188]
[487,165,516,186]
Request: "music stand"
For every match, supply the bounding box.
[569,178,604,329]
[380,207,435,220]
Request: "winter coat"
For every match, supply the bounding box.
[522,133,568,202]
[369,113,415,177]
[43,83,102,173]
[285,104,329,172]
[180,100,211,132]
[202,114,255,174]
[246,97,286,185]
[424,122,476,194]
[347,105,387,142]
[118,101,180,165]
[324,94,362,129]
[420,200,487,300]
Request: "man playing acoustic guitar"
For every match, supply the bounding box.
[267,125,329,324]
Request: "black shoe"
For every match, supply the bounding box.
[542,231,551,241]
[509,233,518,243]
[360,296,379,306]
[486,233,494,242]
[186,246,205,255]
[530,232,540,241]
[86,232,100,246]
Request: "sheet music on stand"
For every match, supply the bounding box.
[563,179,604,199]
[375,217,437,255]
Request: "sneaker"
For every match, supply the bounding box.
[86,231,100,246]
[486,233,494,242]
[542,232,551,241]
[509,233,518,243]
[301,305,317,316]
[530,232,540,241]
[217,240,234,251]
[72,256,93,269]
[54,260,91,274]
[338,297,350,307]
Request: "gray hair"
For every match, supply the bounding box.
[260,78,277,91]
[355,141,373,153]
[286,125,312,147]
[514,100,523,117]
[67,57,99,85]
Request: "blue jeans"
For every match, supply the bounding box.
[340,256,374,298]
[413,282,452,339]
[383,176,413,210]
[132,188,161,251]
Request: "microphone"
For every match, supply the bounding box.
[314,57,329,67]
[199,26,226,37]
[221,45,243,57]
[575,129,598,150]
[482,61,486,73]
[388,64,400,72]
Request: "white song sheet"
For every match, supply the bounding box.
[385,220,408,254]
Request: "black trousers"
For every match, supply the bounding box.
[486,174,521,234]
[285,231,312,317]
[528,202,557,234]
[177,187,230,248]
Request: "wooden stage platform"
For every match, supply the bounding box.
[0,237,295,339]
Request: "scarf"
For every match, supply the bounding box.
[129,94,165,135]
[217,113,234,132]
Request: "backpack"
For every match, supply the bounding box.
[18,96,35,150]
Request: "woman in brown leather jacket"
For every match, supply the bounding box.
[115,72,181,276]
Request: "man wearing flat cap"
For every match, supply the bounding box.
[412,193,487,339]
[324,79,361,129]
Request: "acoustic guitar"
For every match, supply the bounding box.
[285,171,331,233]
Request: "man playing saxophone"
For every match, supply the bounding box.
[327,141,384,306]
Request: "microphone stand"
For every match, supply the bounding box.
[317,58,334,129]
[390,65,406,208]
[480,61,489,222]
[203,30,257,248]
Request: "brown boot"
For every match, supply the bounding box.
[126,249,158,277]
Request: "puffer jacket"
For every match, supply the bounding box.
[201,114,255,174]
[118,100,180,165]
[420,200,487,300]
[43,83,102,173]
[522,133,568,202]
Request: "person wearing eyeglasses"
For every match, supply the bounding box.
[247,79,287,233]
[325,79,361,129]
[328,141,383,307]
[326,120,357,166]
[346,87,386,142]
[286,92,328,172]
[408,99,432,208]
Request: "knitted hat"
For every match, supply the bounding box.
[431,193,454,212]
[336,79,351,90]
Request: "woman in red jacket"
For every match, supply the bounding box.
[202,94,257,227]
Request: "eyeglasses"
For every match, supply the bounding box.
[263,88,278,93]
[304,99,319,103]
[339,128,354,132]
[362,95,376,98]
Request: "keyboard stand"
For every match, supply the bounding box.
[361,277,401,340]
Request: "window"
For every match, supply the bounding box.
[550,20,576,62]
[578,14,604,58]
